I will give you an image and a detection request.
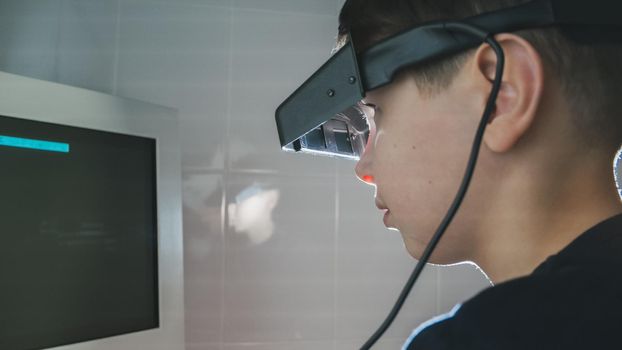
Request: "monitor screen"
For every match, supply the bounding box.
[0,114,159,350]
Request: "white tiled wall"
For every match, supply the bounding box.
[0,0,62,82]
[0,1,493,349]
[57,0,118,93]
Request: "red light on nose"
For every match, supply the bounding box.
[362,175,375,184]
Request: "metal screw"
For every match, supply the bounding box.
[348,76,357,84]
[327,89,335,97]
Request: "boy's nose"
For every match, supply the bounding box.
[355,159,375,185]
[361,175,375,184]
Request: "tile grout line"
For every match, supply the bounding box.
[333,8,341,350]
[229,5,337,18]
[220,4,235,349]
[127,0,337,17]
[333,160,339,350]
[112,0,121,96]
[220,173,227,350]
[54,0,63,83]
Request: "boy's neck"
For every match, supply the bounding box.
[473,151,622,285]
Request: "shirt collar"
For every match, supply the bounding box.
[532,212,622,275]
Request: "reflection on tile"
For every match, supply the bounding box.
[117,1,229,170]
[233,0,337,16]
[224,174,336,343]
[0,0,61,82]
[437,263,491,313]
[184,173,225,346]
[227,183,280,245]
[336,173,439,341]
[57,0,117,93]
[228,8,338,175]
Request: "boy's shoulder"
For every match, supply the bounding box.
[404,213,622,350]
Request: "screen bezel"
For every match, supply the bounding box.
[0,71,184,350]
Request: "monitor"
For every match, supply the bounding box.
[0,71,183,350]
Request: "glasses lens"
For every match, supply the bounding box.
[282,102,371,160]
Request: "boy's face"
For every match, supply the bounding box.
[355,70,486,264]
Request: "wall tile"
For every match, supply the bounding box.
[336,0,346,16]
[135,0,230,7]
[223,340,335,350]
[0,0,61,81]
[184,173,225,347]
[117,0,229,170]
[228,8,339,175]
[223,174,336,343]
[188,344,222,350]
[57,0,117,94]
[232,0,337,16]
[336,171,439,341]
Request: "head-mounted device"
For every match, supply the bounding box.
[276,0,622,350]
[275,2,622,349]
[275,0,622,160]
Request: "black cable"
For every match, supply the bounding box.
[359,22,506,350]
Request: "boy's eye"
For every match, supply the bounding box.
[360,101,377,112]
[357,102,378,121]
[360,108,375,130]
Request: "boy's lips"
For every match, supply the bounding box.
[383,209,390,226]
[375,200,390,226]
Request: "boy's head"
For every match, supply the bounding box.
[342,0,622,271]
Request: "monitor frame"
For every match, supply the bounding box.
[0,71,184,350]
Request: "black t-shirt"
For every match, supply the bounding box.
[403,213,622,350]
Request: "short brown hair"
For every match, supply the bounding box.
[339,0,622,148]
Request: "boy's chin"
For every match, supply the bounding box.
[404,240,465,266]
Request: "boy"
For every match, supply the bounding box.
[340,0,622,348]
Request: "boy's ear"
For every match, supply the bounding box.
[472,34,545,153]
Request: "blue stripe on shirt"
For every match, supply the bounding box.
[402,303,462,350]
